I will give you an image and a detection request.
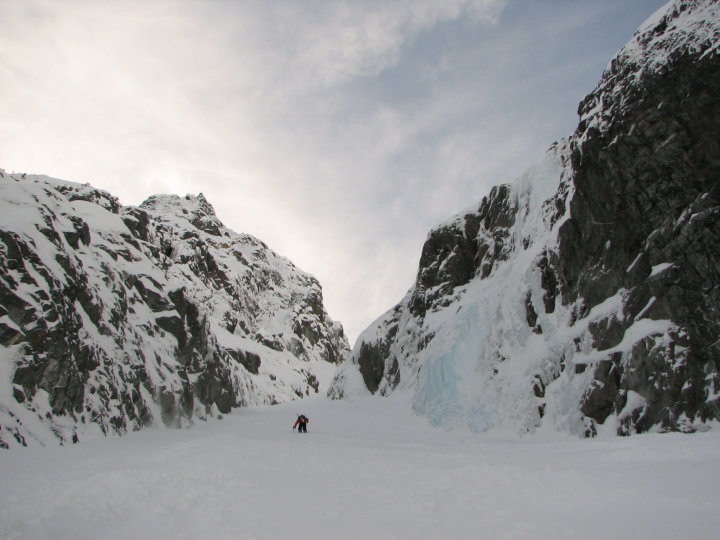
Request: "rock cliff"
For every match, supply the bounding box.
[0,175,349,448]
[330,0,720,436]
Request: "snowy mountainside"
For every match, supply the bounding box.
[330,0,720,436]
[0,173,349,448]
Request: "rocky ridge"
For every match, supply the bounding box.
[0,174,349,448]
[330,0,720,436]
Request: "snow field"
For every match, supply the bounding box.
[1,395,719,540]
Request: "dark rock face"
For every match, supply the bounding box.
[410,185,517,317]
[556,1,720,433]
[0,178,350,448]
[331,0,720,436]
[356,313,400,394]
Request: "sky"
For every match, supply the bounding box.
[0,0,669,345]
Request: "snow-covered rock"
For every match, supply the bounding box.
[0,174,350,448]
[330,0,720,436]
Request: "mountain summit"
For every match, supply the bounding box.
[330,0,720,436]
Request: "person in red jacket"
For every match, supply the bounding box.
[293,414,309,433]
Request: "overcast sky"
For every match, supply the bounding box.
[0,0,668,345]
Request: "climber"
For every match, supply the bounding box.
[293,414,309,433]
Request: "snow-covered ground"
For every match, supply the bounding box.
[2,396,719,540]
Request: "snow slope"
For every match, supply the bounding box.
[1,397,718,540]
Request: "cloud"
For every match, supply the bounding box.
[0,0,665,344]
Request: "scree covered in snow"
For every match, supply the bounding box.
[1,395,719,540]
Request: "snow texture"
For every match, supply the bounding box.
[1,396,719,540]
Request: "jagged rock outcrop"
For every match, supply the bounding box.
[0,174,349,448]
[330,0,720,436]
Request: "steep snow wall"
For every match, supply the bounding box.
[330,0,720,436]
[0,174,350,448]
